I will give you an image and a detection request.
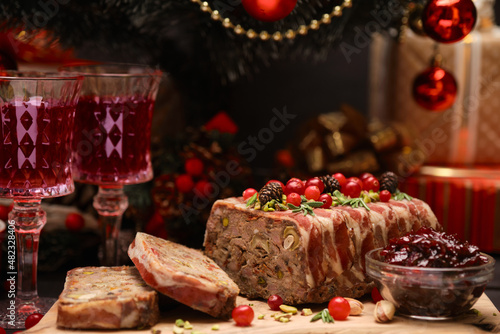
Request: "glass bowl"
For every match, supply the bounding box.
[365,248,495,320]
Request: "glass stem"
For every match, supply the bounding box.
[93,186,128,266]
[10,200,46,302]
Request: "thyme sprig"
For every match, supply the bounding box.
[246,192,258,207]
[311,308,334,323]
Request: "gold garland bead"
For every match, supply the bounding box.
[211,10,220,20]
[285,29,296,39]
[201,1,210,12]
[222,18,232,28]
[310,20,320,30]
[344,0,352,8]
[273,32,282,41]
[234,25,245,35]
[260,31,270,40]
[247,29,257,39]
[333,6,342,16]
[321,14,331,24]
[298,25,308,35]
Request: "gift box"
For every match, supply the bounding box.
[369,1,500,165]
[400,165,500,252]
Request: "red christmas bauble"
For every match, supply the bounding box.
[422,0,477,43]
[412,66,457,111]
[242,0,297,22]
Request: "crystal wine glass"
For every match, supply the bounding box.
[0,72,83,328]
[60,64,162,266]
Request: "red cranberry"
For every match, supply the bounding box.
[363,176,380,192]
[267,294,284,311]
[175,174,194,193]
[359,172,374,181]
[285,180,305,195]
[343,181,361,198]
[347,177,363,189]
[318,193,333,208]
[305,177,325,193]
[286,192,302,207]
[304,185,321,201]
[184,157,204,176]
[379,190,391,202]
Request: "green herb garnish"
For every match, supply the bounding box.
[393,190,413,201]
[246,192,257,207]
[311,308,334,323]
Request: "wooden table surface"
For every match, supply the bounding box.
[25,294,500,334]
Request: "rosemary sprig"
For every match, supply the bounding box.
[332,190,371,211]
[311,308,334,323]
[287,198,324,216]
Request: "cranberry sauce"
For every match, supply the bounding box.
[381,227,488,268]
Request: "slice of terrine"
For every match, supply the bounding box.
[57,266,159,329]
[204,197,440,304]
[128,232,239,319]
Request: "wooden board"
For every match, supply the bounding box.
[25,294,500,334]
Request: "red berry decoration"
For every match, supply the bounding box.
[194,180,214,198]
[242,0,297,22]
[318,193,333,209]
[285,180,305,195]
[242,188,258,200]
[380,190,391,202]
[333,173,347,188]
[286,192,301,207]
[304,185,321,201]
[344,181,362,198]
[305,177,325,193]
[371,287,384,303]
[422,0,477,44]
[0,327,5,334]
[363,176,380,192]
[347,177,363,189]
[328,297,350,321]
[413,65,457,111]
[184,157,204,176]
[267,294,284,311]
[25,312,43,329]
[232,305,254,326]
[65,212,85,231]
[175,174,194,193]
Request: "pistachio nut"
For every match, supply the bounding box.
[250,234,270,253]
[279,304,298,314]
[345,297,364,316]
[374,300,395,323]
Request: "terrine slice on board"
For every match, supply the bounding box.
[204,197,440,304]
[128,232,239,319]
[57,266,159,329]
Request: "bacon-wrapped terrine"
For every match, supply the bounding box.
[204,197,440,304]
[128,232,239,319]
[57,266,159,329]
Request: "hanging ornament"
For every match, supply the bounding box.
[0,51,17,70]
[408,2,427,36]
[241,0,298,22]
[422,0,477,43]
[412,54,457,112]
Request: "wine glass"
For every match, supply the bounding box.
[0,71,83,328]
[60,64,162,266]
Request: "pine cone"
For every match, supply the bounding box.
[258,182,284,205]
[380,171,399,193]
[319,175,341,194]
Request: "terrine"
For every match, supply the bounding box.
[128,232,239,319]
[57,266,159,329]
[204,197,440,304]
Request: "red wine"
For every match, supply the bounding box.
[0,100,75,197]
[72,95,155,185]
